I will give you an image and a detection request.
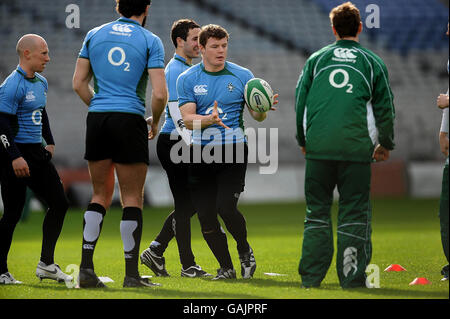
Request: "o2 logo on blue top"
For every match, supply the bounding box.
[108,46,130,72]
[205,104,228,120]
[31,110,42,125]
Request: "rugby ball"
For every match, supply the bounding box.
[244,78,274,113]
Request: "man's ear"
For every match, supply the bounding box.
[177,37,184,49]
[332,25,338,37]
[23,49,31,60]
[357,22,363,35]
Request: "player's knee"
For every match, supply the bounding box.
[199,218,220,235]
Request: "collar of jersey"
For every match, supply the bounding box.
[16,65,40,83]
[174,54,191,67]
[336,39,361,47]
[117,17,141,26]
[201,62,233,76]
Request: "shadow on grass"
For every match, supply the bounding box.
[21,282,266,299]
[342,286,449,299]
[298,283,448,299]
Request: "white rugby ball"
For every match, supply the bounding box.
[244,78,274,113]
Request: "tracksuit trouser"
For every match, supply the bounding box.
[439,160,449,269]
[299,159,372,288]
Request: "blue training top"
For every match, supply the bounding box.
[79,17,165,116]
[160,53,192,135]
[0,65,48,144]
[177,61,254,145]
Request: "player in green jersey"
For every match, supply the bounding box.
[436,23,448,282]
[295,2,395,288]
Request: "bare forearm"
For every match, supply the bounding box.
[74,82,94,106]
[183,113,214,130]
[150,94,167,126]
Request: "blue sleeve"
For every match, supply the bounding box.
[0,76,24,115]
[147,36,165,69]
[166,63,182,102]
[177,73,195,108]
[245,69,254,84]
[79,29,94,59]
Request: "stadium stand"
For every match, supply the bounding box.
[0,0,448,168]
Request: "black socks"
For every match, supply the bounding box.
[120,207,143,278]
[80,203,106,270]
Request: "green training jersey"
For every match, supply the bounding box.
[295,39,395,163]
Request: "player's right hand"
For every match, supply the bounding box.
[12,157,30,178]
[437,94,449,109]
[211,101,230,129]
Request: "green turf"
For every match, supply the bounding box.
[0,198,448,299]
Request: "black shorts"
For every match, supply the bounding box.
[84,112,149,165]
[187,143,248,230]
[188,143,248,194]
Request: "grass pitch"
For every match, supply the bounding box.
[0,198,448,299]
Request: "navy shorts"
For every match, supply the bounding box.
[84,112,149,165]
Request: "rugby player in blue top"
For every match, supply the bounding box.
[72,0,167,288]
[178,24,278,280]
[140,19,213,278]
[0,34,72,285]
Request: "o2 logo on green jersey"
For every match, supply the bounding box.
[108,46,130,72]
[329,68,353,93]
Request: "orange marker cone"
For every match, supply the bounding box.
[409,277,431,285]
[384,264,407,272]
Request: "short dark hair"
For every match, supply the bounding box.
[116,0,151,18]
[199,24,229,47]
[329,2,361,38]
[171,19,200,48]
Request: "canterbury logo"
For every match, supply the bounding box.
[112,24,134,33]
[83,244,94,250]
[1,134,10,148]
[194,85,208,95]
[343,247,358,277]
[333,48,357,59]
[177,119,187,129]
[25,91,36,102]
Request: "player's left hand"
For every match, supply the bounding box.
[437,94,449,109]
[45,144,55,157]
[372,144,390,162]
[270,94,279,111]
[146,116,158,140]
[148,124,158,140]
